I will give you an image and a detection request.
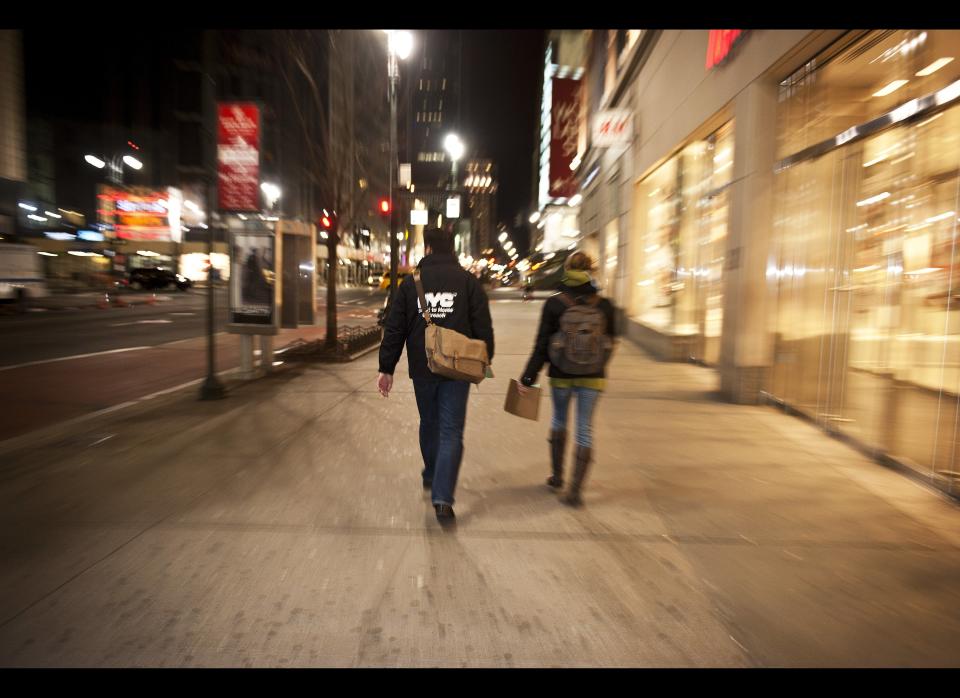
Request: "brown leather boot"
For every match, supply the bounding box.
[563,446,592,507]
[547,429,566,488]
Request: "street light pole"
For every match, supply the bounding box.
[388,46,399,305]
[199,29,225,401]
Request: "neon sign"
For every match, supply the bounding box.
[706,30,744,70]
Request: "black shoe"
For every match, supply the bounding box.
[434,504,455,522]
[546,475,563,489]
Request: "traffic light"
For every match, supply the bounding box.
[379,198,391,215]
[321,214,332,229]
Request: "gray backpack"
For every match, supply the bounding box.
[547,293,613,375]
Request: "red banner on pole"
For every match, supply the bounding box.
[549,77,581,199]
[217,103,261,212]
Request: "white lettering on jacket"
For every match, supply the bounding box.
[418,291,458,318]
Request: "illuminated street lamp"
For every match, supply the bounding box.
[260,182,282,210]
[84,150,144,185]
[444,133,465,191]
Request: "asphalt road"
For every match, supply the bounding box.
[0,286,386,369]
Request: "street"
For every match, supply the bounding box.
[0,286,385,443]
[0,286,385,368]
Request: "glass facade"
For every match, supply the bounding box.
[770,30,960,489]
[630,121,733,364]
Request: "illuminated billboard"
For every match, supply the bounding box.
[97,185,183,242]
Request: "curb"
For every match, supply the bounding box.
[0,348,315,459]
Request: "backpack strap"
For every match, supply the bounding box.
[556,292,600,307]
[413,270,434,325]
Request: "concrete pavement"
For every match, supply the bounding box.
[1,298,960,666]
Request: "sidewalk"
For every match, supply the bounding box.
[1,299,960,667]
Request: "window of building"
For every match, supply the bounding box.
[770,29,960,482]
[630,120,734,366]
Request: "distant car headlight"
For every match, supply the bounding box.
[176,275,187,282]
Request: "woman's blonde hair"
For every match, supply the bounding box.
[565,251,595,272]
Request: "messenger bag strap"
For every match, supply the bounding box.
[413,270,433,325]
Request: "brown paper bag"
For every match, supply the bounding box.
[504,379,540,421]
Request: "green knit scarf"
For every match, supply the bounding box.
[562,270,592,287]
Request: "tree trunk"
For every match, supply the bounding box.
[325,230,339,349]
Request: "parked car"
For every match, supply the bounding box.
[0,243,49,311]
[128,267,192,291]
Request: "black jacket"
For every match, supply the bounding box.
[521,280,617,386]
[378,253,495,381]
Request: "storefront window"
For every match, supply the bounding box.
[630,121,733,363]
[771,29,960,490]
[777,30,960,161]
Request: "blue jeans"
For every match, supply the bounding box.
[413,379,471,506]
[551,386,600,448]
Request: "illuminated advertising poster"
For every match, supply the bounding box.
[97,185,177,241]
[549,77,581,199]
[230,231,275,325]
[217,102,261,212]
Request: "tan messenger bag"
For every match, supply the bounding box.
[414,270,489,384]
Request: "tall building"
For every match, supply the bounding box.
[464,158,497,256]
[408,30,462,190]
[396,30,463,266]
[530,31,586,258]
[0,30,28,238]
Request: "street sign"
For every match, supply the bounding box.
[410,209,428,226]
[446,196,460,219]
[593,109,633,148]
[399,163,412,188]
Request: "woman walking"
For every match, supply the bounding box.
[519,252,617,506]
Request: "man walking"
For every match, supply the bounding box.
[377,228,494,523]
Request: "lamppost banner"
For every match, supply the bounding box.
[217,103,261,212]
[549,77,581,199]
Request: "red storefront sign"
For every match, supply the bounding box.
[549,77,581,199]
[706,30,744,70]
[217,103,261,211]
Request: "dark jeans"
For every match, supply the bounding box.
[413,378,470,506]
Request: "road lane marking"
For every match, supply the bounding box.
[110,319,175,327]
[0,346,152,372]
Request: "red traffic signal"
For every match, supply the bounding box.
[321,215,332,229]
[379,198,391,215]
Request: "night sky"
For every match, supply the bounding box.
[461,30,544,254]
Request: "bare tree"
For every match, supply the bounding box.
[275,30,387,351]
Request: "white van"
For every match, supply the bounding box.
[0,244,49,309]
